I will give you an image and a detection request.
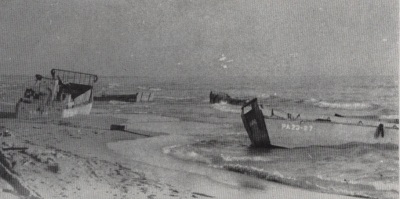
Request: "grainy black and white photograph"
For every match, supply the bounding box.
[0,0,398,199]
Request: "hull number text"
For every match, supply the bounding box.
[282,124,313,131]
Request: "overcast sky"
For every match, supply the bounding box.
[0,0,398,77]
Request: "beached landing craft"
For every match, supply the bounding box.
[15,69,98,119]
[241,98,399,148]
[94,93,138,102]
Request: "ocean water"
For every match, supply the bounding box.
[1,74,398,198]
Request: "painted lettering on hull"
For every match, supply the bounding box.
[281,123,313,131]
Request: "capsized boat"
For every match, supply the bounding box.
[241,98,398,148]
[16,69,98,119]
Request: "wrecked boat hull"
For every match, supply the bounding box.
[210,91,247,105]
[15,101,93,119]
[94,94,137,102]
[15,69,98,119]
[94,92,154,102]
[61,102,92,118]
[264,118,398,148]
[241,98,398,148]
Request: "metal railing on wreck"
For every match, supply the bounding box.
[51,69,98,86]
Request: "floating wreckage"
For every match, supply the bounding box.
[94,92,154,102]
[241,98,398,148]
[16,69,98,119]
[209,91,247,105]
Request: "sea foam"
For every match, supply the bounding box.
[306,98,378,110]
[211,102,241,114]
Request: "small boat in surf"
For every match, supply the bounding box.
[15,69,98,119]
[94,92,154,102]
[241,98,398,148]
[209,91,247,105]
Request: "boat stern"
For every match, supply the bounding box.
[241,98,271,147]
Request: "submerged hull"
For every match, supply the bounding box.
[241,98,398,148]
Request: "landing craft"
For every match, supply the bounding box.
[240,98,398,148]
[15,69,98,119]
[94,92,154,102]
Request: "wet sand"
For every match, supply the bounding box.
[0,112,357,198]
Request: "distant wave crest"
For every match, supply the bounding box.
[307,98,378,110]
[379,115,399,120]
[108,100,127,105]
[149,87,162,91]
[211,102,241,114]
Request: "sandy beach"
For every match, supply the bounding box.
[0,111,360,199]
[1,0,397,198]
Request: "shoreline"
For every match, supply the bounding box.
[1,112,357,198]
[107,113,358,199]
[0,114,185,199]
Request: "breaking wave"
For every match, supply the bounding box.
[149,87,162,91]
[108,100,128,105]
[380,115,399,120]
[211,102,241,114]
[306,98,378,110]
[166,140,398,199]
[223,164,378,198]
[163,147,211,164]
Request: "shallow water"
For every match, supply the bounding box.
[1,74,398,198]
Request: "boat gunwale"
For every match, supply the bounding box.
[264,116,399,130]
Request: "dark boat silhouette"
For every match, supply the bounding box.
[209,91,247,105]
[94,92,154,102]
